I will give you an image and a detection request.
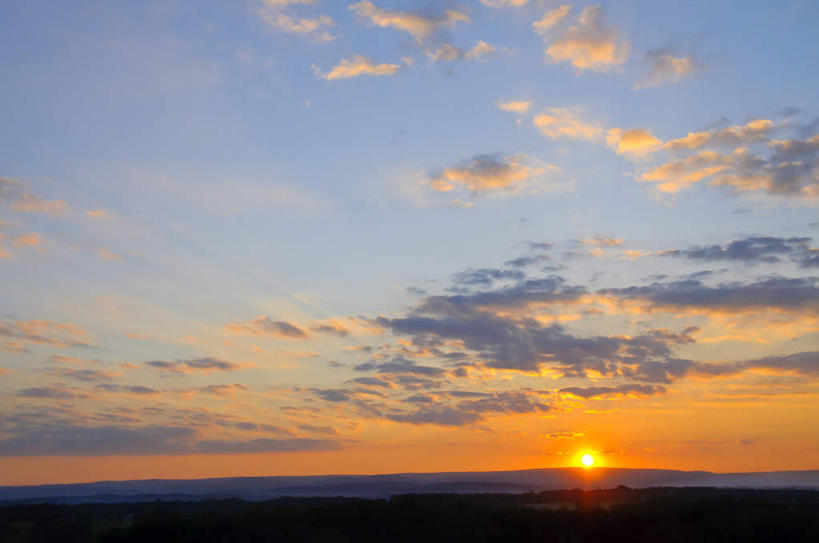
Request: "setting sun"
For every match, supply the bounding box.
[581,454,595,467]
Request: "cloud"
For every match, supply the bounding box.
[387,406,483,426]
[639,150,734,193]
[97,247,123,261]
[350,1,470,43]
[311,319,349,337]
[0,320,93,351]
[354,357,447,378]
[425,153,554,196]
[634,49,696,89]
[17,386,84,399]
[664,119,776,152]
[535,5,629,72]
[481,0,528,7]
[315,55,403,80]
[380,310,694,376]
[450,268,526,290]
[532,5,572,34]
[0,425,196,456]
[743,351,818,376]
[417,276,586,314]
[227,315,309,339]
[0,178,68,216]
[85,209,108,220]
[0,423,338,456]
[659,236,813,265]
[425,40,498,63]
[257,0,335,43]
[45,368,119,382]
[145,357,242,374]
[578,235,623,257]
[498,100,532,115]
[560,384,666,399]
[533,107,603,141]
[606,128,662,157]
[603,276,819,313]
[639,131,819,198]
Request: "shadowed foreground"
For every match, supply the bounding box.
[2,487,818,542]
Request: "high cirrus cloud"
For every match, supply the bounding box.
[534,5,629,72]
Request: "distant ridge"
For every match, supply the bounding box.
[1,468,817,504]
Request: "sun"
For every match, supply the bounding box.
[581,454,594,467]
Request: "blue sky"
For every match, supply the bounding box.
[0,0,818,483]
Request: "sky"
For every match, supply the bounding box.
[0,0,818,486]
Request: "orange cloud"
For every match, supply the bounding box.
[315,55,402,80]
[536,5,629,72]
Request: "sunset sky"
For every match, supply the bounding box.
[1,0,818,486]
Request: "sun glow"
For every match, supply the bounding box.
[581,454,595,467]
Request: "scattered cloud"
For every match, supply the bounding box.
[145,357,242,374]
[350,1,470,44]
[481,0,528,7]
[258,0,335,43]
[424,153,556,197]
[0,320,93,351]
[314,54,403,80]
[533,107,603,141]
[634,48,696,89]
[85,209,109,220]
[534,5,629,72]
[606,128,662,157]
[560,384,666,399]
[227,315,309,339]
[498,99,532,115]
[659,236,814,266]
[0,178,68,216]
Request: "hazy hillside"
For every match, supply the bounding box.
[2,468,818,504]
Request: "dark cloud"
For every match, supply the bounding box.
[743,351,818,376]
[227,316,309,339]
[45,368,117,382]
[659,236,813,265]
[455,390,551,414]
[312,388,352,402]
[386,406,483,427]
[382,310,693,375]
[350,377,393,388]
[311,322,349,337]
[0,424,195,456]
[416,276,586,315]
[194,438,339,454]
[504,253,550,268]
[604,276,819,312]
[560,384,666,399]
[450,268,526,290]
[354,357,447,377]
[94,384,157,394]
[298,424,338,435]
[146,357,240,373]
